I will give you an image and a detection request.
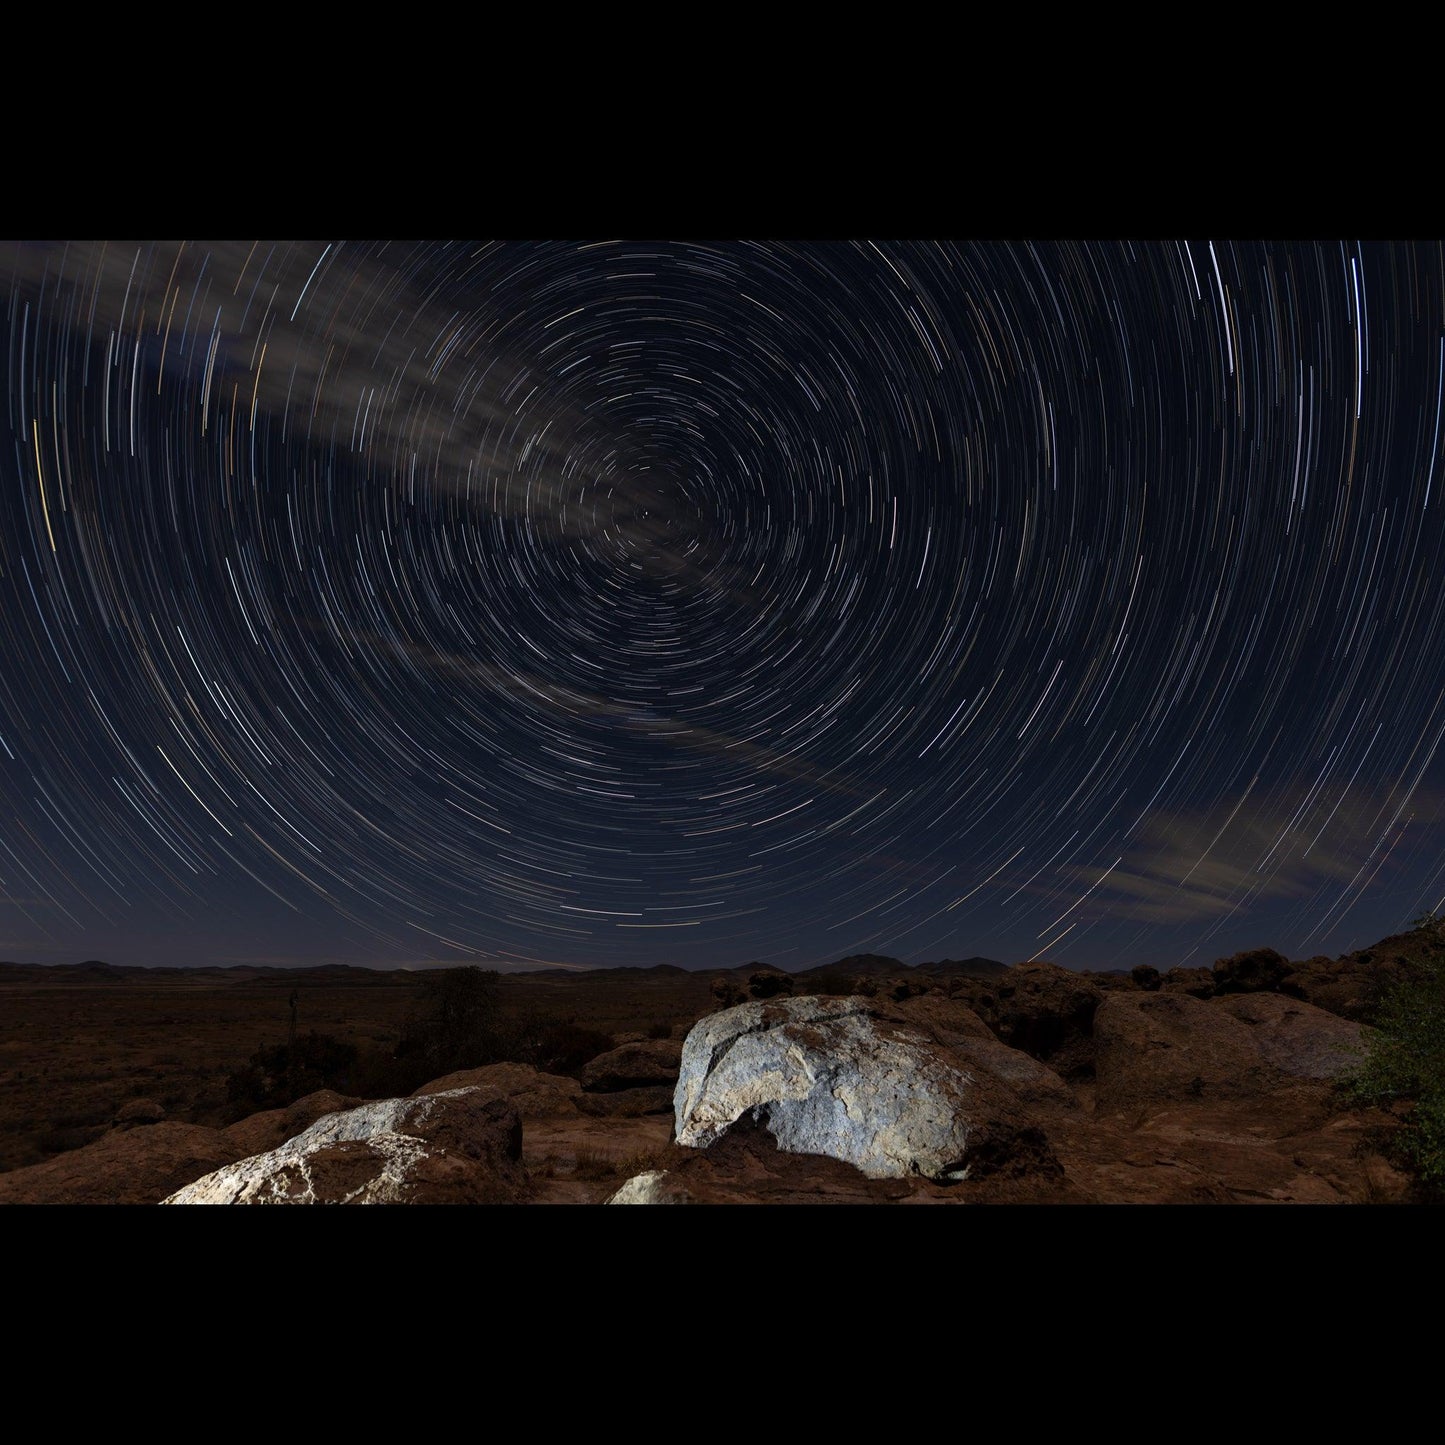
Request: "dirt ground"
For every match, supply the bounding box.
[0,968,718,1175]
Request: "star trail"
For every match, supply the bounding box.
[3,239,1444,973]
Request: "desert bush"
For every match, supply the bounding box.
[347,966,596,1097]
[523,1020,614,1076]
[346,1047,421,1100]
[393,967,507,1073]
[342,974,617,1099]
[569,1147,625,1180]
[1344,912,1445,1198]
[804,973,860,997]
[224,1030,358,1116]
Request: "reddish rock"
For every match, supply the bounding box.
[881,992,998,1045]
[220,1089,364,1161]
[165,1086,527,1204]
[575,1085,675,1117]
[1159,966,1217,998]
[0,1122,235,1205]
[974,962,1104,1078]
[412,1062,583,1118]
[1094,992,1280,1112]
[1279,957,1378,1021]
[1213,992,1367,1079]
[113,1098,166,1128]
[610,1113,1066,1205]
[579,1039,683,1092]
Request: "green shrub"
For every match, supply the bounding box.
[1344,912,1445,1198]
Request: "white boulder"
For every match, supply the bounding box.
[674,996,986,1180]
[163,1086,524,1204]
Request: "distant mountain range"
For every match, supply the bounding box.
[0,952,1010,985]
[0,959,415,987]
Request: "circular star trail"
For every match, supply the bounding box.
[3,239,1445,971]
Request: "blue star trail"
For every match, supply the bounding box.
[3,239,1444,972]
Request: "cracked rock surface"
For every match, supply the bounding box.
[162,1086,525,1204]
[672,995,1057,1181]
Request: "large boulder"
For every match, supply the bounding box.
[580,1039,683,1092]
[1093,993,1281,1111]
[163,1087,525,1204]
[575,1085,676,1117]
[411,1062,583,1118]
[112,1098,166,1128]
[1213,992,1367,1079]
[673,995,1057,1181]
[220,1089,364,1161]
[1159,966,1217,998]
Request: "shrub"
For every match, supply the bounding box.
[393,967,506,1076]
[524,1020,614,1077]
[1344,913,1445,1198]
[224,1031,358,1116]
[802,972,858,996]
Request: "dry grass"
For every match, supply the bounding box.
[0,967,719,1174]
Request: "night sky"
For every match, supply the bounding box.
[3,239,1444,974]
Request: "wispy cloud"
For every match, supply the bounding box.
[9,239,745,593]
[1031,780,1445,930]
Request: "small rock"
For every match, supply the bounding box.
[113,1098,166,1128]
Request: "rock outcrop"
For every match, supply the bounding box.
[1158,966,1218,998]
[672,994,1058,1181]
[956,961,1105,1078]
[411,1062,583,1118]
[1212,946,1291,994]
[0,1122,237,1206]
[112,1098,167,1128]
[607,1169,674,1204]
[1094,993,1280,1110]
[219,1089,364,1161]
[1213,992,1366,1079]
[579,1039,683,1092]
[163,1086,525,1204]
[1093,991,1367,1113]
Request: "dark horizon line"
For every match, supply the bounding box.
[0,934,1391,980]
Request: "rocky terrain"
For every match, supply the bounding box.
[0,932,1436,1204]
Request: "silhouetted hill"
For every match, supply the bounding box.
[0,960,414,987]
[915,955,1008,978]
[795,953,905,977]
